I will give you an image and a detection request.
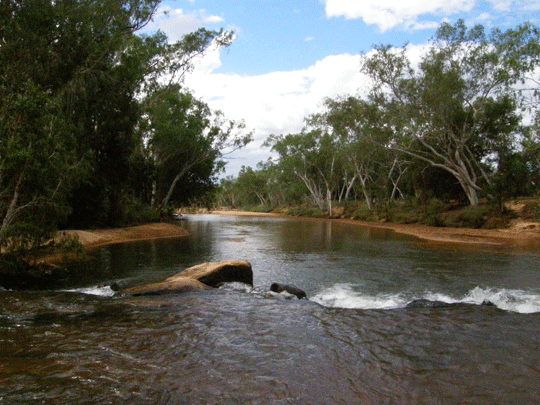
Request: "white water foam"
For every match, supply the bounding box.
[312,284,540,313]
[64,285,116,297]
[311,284,408,310]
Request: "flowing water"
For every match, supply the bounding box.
[2,214,540,404]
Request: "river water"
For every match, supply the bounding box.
[2,214,540,404]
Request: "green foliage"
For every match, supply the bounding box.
[237,205,275,213]
[1,0,241,262]
[215,20,540,230]
[440,206,490,229]
[119,199,161,226]
[361,20,538,206]
[351,206,377,222]
[139,84,252,210]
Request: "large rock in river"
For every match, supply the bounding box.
[168,260,253,287]
[122,277,211,296]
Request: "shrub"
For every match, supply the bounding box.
[441,206,489,228]
[120,200,160,225]
[351,206,376,221]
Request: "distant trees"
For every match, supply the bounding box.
[218,20,540,214]
[1,0,249,255]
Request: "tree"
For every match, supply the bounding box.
[266,129,341,215]
[362,20,539,205]
[141,85,252,210]
[64,23,234,226]
[0,0,238,254]
[317,96,396,207]
[0,0,162,249]
[0,81,86,253]
[235,166,270,206]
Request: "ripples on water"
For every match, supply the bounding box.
[2,215,540,404]
[2,289,540,404]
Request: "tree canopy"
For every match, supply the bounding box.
[0,0,249,255]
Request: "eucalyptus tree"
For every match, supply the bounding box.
[319,96,400,207]
[216,176,239,208]
[362,20,539,206]
[234,166,271,206]
[141,85,252,210]
[266,129,341,215]
[0,0,238,254]
[66,24,235,226]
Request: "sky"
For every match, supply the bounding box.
[141,0,540,176]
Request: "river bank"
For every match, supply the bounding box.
[0,223,191,290]
[60,222,190,249]
[211,209,540,248]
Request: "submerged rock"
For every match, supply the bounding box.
[270,283,307,300]
[405,298,498,309]
[121,277,212,296]
[171,260,253,287]
[405,299,452,309]
[0,259,69,290]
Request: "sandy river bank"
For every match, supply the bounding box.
[211,210,540,248]
[57,211,540,250]
[61,222,190,249]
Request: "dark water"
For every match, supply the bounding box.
[2,215,540,404]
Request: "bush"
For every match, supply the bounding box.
[351,206,376,221]
[441,206,489,228]
[120,200,160,226]
[240,205,274,213]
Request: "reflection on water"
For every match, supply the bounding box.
[2,214,540,404]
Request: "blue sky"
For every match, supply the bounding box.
[144,0,540,175]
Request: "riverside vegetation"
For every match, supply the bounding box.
[216,21,540,228]
[1,4,540,283]
[0,0,251,276]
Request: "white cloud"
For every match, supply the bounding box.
[476,12,493,22]
[143,6,225,43]
[485,0,540,11]
[323,0,475,31]
[323,0,540,30]
[183,50,373,173]
[410,20,444,31]
[204,15,225,24]
[182,43,436,175]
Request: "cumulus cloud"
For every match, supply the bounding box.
[323,0,540,31]
[323,0,475,31]
[183,50,374,172]
[204,15,225,24]
[183,44,433,174]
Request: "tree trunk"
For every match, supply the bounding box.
[295,170,325,211]
[460,181,479,206]
[356,171,372,209]
[0,173,23,243]
[161,166,190,209]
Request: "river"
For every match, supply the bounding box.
[1,214,540,404]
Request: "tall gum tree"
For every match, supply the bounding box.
[362,20,539,206]
[266,129,340,216]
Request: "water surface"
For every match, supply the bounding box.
[1,214,540,404]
